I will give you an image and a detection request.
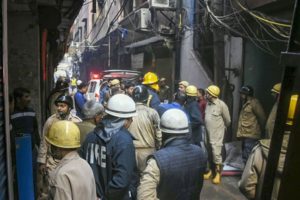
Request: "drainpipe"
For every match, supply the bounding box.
[175,0,182,82]
[211,0,225,85]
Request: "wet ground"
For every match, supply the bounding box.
[200,176,247,200]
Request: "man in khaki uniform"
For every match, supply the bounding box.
[46,121,96,200]
[237,86,266,164]
[204,85,231,184]
[76,100,104,144]
[128,85,161,173]
[239,132,289,200]
[37,95,81,199]
[265,83,281,139]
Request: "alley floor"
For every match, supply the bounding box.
[200,176,247,200]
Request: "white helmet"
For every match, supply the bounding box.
[160,109,189,134]
[105,94,137,118]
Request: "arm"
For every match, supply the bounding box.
[221,102,231,127]
[253,100,266,131]
[187,103,203,128]
[137,158,160,200]
[238,146,262,200]
[152,110,162,149]
[37,119,52,164]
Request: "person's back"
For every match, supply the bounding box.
[154,139,206,200]
[138,109,207,200]
[79,94,138,200]
[49,151,96,200]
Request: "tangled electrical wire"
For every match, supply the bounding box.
[202,0,292,56]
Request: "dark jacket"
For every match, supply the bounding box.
[153,138,207,200]
[147,88,161,111]
[79,118,138,200]
[184,100,204,144]
[10,106,40,148]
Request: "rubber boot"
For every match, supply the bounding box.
[212,165,221,184]
[203,170,212,180]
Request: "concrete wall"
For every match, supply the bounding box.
[8,12,41,130]
[180,30,211,88]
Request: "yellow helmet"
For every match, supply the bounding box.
[271,83,281,94]
[45,121,80,148]
[142,72,159,85]
[186,85,198,97]
[179,81,189,88]
[110,79,120,86]
[206,85,220,97]
[149,83,160,92]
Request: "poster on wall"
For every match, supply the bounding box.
[131,53,144,69]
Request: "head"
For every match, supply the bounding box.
[55,78,69,91]
[132,85,149,103]
[54,95,73,119]
[159,77,166,86]
[105,94,137,129]
[185,85,198,101]
[110,79,120,88]
[142,72,160,92]
[45,121,80,160]
[13,87,31,109]
[77,80,88,93]
[205,85,220,102]
[174,91,186,105]
[82,100,104,124]
[160,109,189,145]
[124,81,136,96]
[178,81,189,92]
[271,83,281,98]
[240,85,254,100]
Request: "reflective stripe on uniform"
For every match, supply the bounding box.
[11,111,36,119]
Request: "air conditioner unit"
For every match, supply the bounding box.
[134,8,151,31]
[148,0,176,9]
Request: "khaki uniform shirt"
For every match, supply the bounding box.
[205,98,231,144]
[237,97,266,139]
[76,121,96,144]
[37,113,82,168]
[128,103,162,149]
[239,136,288,200]
[265,101,278,139]
[137,158,160,200]
[49,151,97,200]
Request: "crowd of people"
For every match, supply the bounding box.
[9,71,283,200]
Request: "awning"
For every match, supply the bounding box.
[124,36,165,49]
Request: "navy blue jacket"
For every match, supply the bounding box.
[184,100,204,145]
[79,122,138,200]
[153,138,207,200]
[147,88,160,111]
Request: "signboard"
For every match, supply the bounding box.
[131,53,144,69]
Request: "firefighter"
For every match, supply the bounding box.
[37,94,81,199]
[158,77,171,103]
[79,94,138,200]
[239,93,296,200]
[204,85,231,184]
[46,120,97,199]
[137,109,207,200]
[237,85,266,164]
[178,80,189,93]
[265,83,281,139]
[185,85,204,145]
[142,72,161,110]
[128,85,162,173]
